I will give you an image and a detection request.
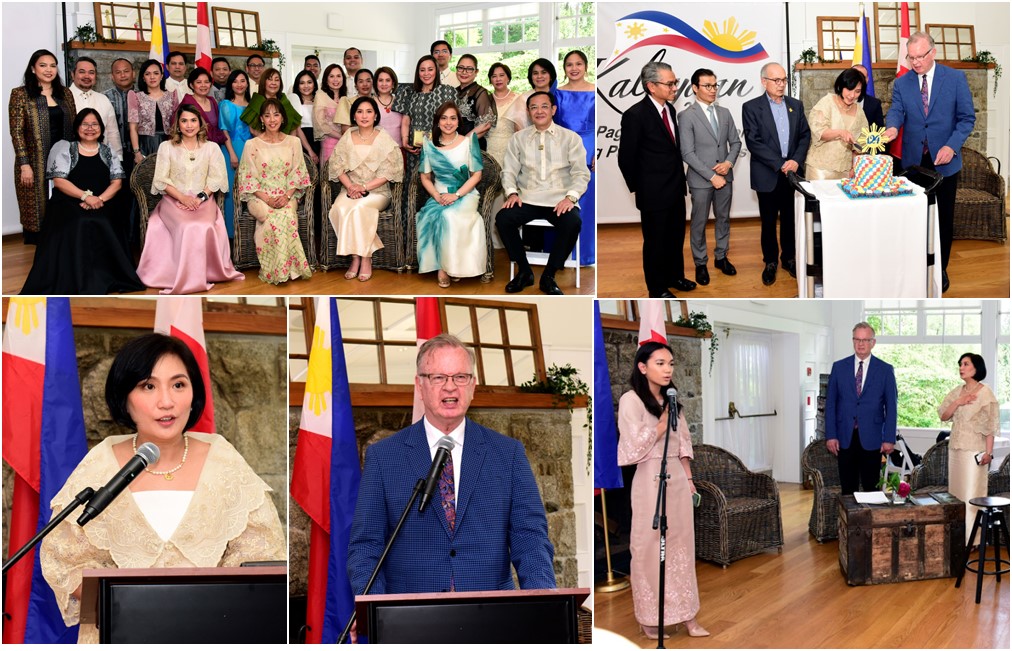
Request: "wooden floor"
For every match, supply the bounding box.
[1,236,594,297]
[593,483,1010,648]
[597,219,1011,299]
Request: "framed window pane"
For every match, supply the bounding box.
[445,304,473,342]
[290,359,308,383]
[338,299,376,338]
[513,349,536,386]
[346,343,380,383]
[385,345,417,384]
[482,348,508,386]
[477,308,502,345]
[506,310,532,346]
[380,301,415,341]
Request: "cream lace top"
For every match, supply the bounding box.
[805,92,868,173]
[151,139,229,196]
[937,383,999,451]
[329,127,404,199]
[617,390,694,465]
[41,432,286,635]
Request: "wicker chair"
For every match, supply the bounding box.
[404,151,503,283]
[954,147,1007,243]
[130,153,225,247]
[801,439,841,543]
[232,151,319,270]
[989,453,1010,497]
[910,439,949,494]
[691,444,784,567]
[317,166,405,272]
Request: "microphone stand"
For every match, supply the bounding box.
[337,478,425,644]
[650,397,678,649]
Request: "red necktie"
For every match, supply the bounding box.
[662,107,676,144]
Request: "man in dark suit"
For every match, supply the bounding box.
[741,62,811,286]
[618,61,697,298]
[825,322,897,495]
[851,64,884,128]
[883,32,975,293]
[348,334,555,597]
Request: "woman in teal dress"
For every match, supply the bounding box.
[218,70,251,240]
[416,102,484,288]
[555,50,596,266]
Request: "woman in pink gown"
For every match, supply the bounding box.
[617,341,709,640]
[137,105,244,294]
[312,64,347,167]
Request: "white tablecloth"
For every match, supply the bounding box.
[794,180,942,298]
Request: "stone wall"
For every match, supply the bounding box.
[602,328,705,444]
[65,47,253,94]
[797,65,990,155]
[2,326,288,560]
[287,405,578,597]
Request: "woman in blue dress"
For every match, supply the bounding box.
[555,50,596,266]
[218,70,252,241]
[416,101,484,288]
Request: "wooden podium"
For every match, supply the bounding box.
[80,566,286,643]
[355,588,590,643]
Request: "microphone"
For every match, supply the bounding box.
[666,387,679,419]
[77,442,159,526]
[418,435,455,513]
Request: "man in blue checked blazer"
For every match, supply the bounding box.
[825,322,898,495]
[347,334,556,596]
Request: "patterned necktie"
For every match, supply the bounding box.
[438,451,456,532]
[661,107,676,143]
[856,360,864,398]
[708,104,720,139]
[920,75,930,155]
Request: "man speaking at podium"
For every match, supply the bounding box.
[347,334,556,597]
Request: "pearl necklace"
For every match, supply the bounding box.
[78,143,100,155]
[439,133,459,147]
[134,433,189,481]
[493,89,511,100]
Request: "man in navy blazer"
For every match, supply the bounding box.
[741,62,811,286]
[825,322,898,495]
[883,32,975,293]
[852,65,884,128]
[347,334,555,598]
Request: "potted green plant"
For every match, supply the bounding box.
[674,311,718,375]
[962,50,1002,97]
[520,364,592,475]
[254,39,286,71]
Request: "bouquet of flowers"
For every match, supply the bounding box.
[877,455,911,503]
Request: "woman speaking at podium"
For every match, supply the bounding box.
[40,334,285,643]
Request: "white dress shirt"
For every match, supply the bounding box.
[70,84,123,159]
[440,67,460,88]
[423,417,465,500]
[165,76,189,105]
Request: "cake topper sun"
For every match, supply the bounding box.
[857,123,888,155]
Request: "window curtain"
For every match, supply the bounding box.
[712,329,774,471]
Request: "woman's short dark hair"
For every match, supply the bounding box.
[430,100,459,142]
[105,334,206,432]
[291,69,318,103]
[72,108,106,143]
[24,49,65,99]
[224,69,251,102]
[257,68,283,97]
[458,54,478,69]
[350,95,381,127]
[374,66,398,90]
[959,352,987,381]
[413,55,441,92]
[259,97,288,132]
[563,50,588,67]
[355,68,374,88]
[139,59,167,93]
[527,58,557,90]
[628,342,677,419]
[488,62,512,83]
[834,68,867,102]
[186,66,211,91]
[320,64,348,100]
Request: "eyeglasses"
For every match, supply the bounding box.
[852,338,874,344]
[457,66,476,73]
[419,373,473,387]
[432,49,450,55]
[697,83,719,90]
[763,77,788,85]
[651,80,678,88]
[905,48,935,64]
[247,63,265,69]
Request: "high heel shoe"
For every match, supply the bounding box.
[639,625,670,640]
[683,619,710,637]
[437,271,451,288]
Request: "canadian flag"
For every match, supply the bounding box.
[890,2,912,158]
[637,300,668,346]
[194,2,212,72]
[154,297,215,434]
[412,298,442,422]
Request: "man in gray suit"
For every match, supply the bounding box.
[679,68,742,285]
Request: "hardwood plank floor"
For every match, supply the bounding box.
[1,236,594,296]
[597,219,1011,299]
[594,483,1010,648]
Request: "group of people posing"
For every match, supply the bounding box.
[619,31,975,297]
[11,40,596,296]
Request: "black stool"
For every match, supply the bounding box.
[955,496,1011,604]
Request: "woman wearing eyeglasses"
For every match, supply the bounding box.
[804,68,868,180]
[453,55,495,151]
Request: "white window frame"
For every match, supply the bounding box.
[434,2,593,59]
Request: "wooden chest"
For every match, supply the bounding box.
[838,492,965,585]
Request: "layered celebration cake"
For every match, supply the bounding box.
[839,124,913,198]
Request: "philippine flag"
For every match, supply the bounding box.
[290,298,360,643]
[2,298,88,644]
[603,11,768,70]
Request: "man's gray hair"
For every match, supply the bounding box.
[760,61,784,79]
[640,61,673,88]
[908,31,936,49]
[852,321,876,337]
[416,333,476,373]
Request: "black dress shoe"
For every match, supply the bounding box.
[672,278,697,292]
[761,262,777,286]
[942,270,950,293]
[649,291,677,298]
[505,270,534,293]
[714,257,737,275]
[539,275,564,295]
[695,265,710,285]
[782,259,797,278]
